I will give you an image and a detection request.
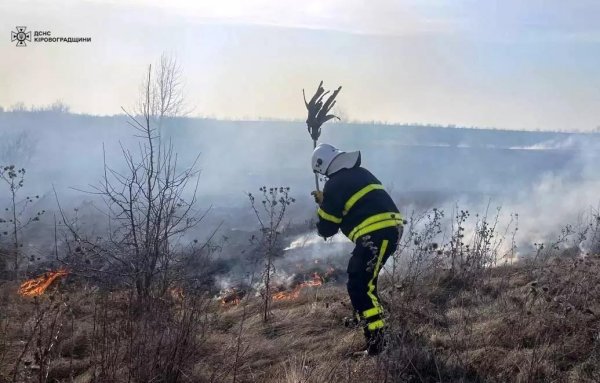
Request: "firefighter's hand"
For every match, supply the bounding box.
[311,190,323,205]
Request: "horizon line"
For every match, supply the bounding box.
[1,107,599,135]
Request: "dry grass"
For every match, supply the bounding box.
[1,255,600,382]
[379,255,600,382]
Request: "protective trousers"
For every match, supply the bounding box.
[346,227,400,352]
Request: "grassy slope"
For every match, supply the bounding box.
[1,256,600,382]
[203,256,600,383]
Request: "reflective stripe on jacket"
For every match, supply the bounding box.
[316,166,402,242]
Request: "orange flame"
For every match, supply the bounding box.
[220,288,244,307]
[272,272,323,301]
[18,269,69,297]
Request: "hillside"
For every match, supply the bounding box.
[3,111,600,208]
[2,110,600,383]
[2,255,599,383]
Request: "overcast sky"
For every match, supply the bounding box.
[2,0,600,131]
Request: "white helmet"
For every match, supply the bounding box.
[311,143,361,176]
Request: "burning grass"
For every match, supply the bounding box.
[219,288,246,306]
[218,268,338,308]
[1,256,600,382]
[18,269,69,297]
[271,272,323,301]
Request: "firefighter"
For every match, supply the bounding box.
[311,143,403,356]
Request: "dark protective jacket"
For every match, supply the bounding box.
[316,165,402,242]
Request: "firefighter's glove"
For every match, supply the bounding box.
[311,190,324,205]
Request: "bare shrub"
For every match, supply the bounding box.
[139,53,189,123]
[378,204,600,382]
[0,54,220,383]
[55,58,202,300]
[0,165,45,277]
[391,204,515,297]
[89,291,210,382]
[10,292,68,383]
[247,186,295,322]
[444,204,513,281]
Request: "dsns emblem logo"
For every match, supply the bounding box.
[11,26,31,47]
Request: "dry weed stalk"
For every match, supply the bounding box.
[11,293,67,383]
[248,186,295,322]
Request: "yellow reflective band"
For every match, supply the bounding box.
[365,239,388,333]
[367,319,385,331]
[363,306,382,319]
[366,239,387,307]
[348,212,402,242]
[348,212,400,239]
[317,208,342,224]
[350,220,402,242]
[343,184,385,215]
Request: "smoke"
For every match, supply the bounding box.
[393,133,600,260]
[498,135,599,253]
[280,232,352,270]
[508,136,580,151]
[2,111,600,273]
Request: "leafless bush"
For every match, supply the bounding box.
[391,204,516,296]
[392,208,443,296]
[6,286,211,382]
[55,58,203,300]
[247,186,295,322]
[1,54,220,383]
[11,292,67,383]
[138,53,189,123]
[0,165,45,277]
[89,291,210,382]
[377,203,600,382]
[443,204,515,281]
